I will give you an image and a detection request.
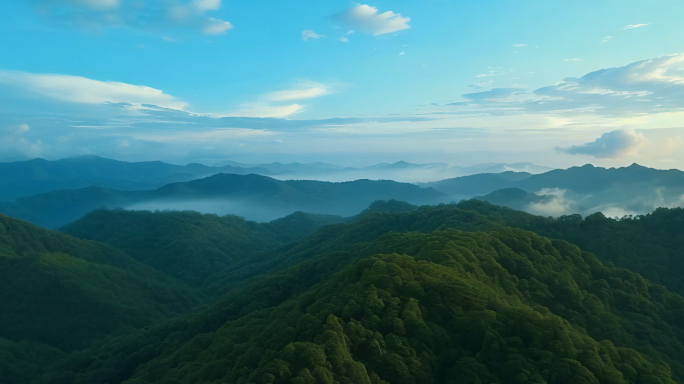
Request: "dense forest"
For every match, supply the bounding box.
[2,201,684,383]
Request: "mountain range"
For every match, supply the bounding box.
[427,163,684,217]
[0,156,552,202]
[0,173,448,228]
[2,158,684,228]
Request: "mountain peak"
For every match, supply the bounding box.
[626,163,647,169]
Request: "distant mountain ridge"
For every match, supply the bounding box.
[0,156,553,201]
[428,163,684,195]
[427,163,684,217]
[0,173,448,228]
[0,155,272,201]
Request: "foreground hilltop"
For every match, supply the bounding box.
[0,201,675,383]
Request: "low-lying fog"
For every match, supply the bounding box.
[524,187,684,218]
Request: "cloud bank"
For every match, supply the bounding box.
[333,4,410,36]
[462,88,526,101]
[454,53,684,116]
[557,130,646,158]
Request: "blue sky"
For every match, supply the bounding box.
[1,0,684,168]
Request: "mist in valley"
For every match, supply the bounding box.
[522,186,684,218]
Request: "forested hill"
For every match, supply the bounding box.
[4,201,684,383]
[0,173,448,228]
[453,200,684,297]
[0,213,200,381]
[47,225,684,383]
[62,209,345,285]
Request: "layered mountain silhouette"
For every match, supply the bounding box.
[0,155,272,201]
[428,163,684,217]
[0,156,552,202]
[0,173,448,228]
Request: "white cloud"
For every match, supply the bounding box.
[337,30,354,42]
[192,0,222,12]
[475,67,515,78]
[526,189,574,217]
[399,52,405,56]
[625,23,650,29]
[333,4,410,36]
[56,0,120,10]
[512,44,527,47]
[13,123,30,134]
[528,53,684,114]
[557,129,646,158]
[33,0,232,36]
[601,36,613,43]
[202,17,233,35]
[0,124,43,160]
[227,103,304,118]
[302,30,324,41]
[0,70,188,110]
[462,88,526,101]
[131,128,274,142]
[266,82,331,101]
[458,53,684,116]
[564,58,581,62]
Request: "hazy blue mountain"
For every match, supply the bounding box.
[0,155,272,201]
[423,171,533,199]
[0,156,553,203]
[0,173,448,228]
[218,159,552,182]
[474,187,547,210]
[428,164,684,217]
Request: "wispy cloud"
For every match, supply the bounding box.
[266,82,331,102]
[462,88,526,101]
[512,44,527,47]
[337,30,354,43]
[33,0,233,36]
[333,4,410,36]
[202,17,233,35]
[625,23,650,29]
[453,53,684,116]
[564,58,581,62]
[221,103,305,118]
[0,70,188,110]
[302,30,325,41]
[601,36,613,43]
[475,67,515,78]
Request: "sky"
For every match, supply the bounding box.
[1,0,684,168]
